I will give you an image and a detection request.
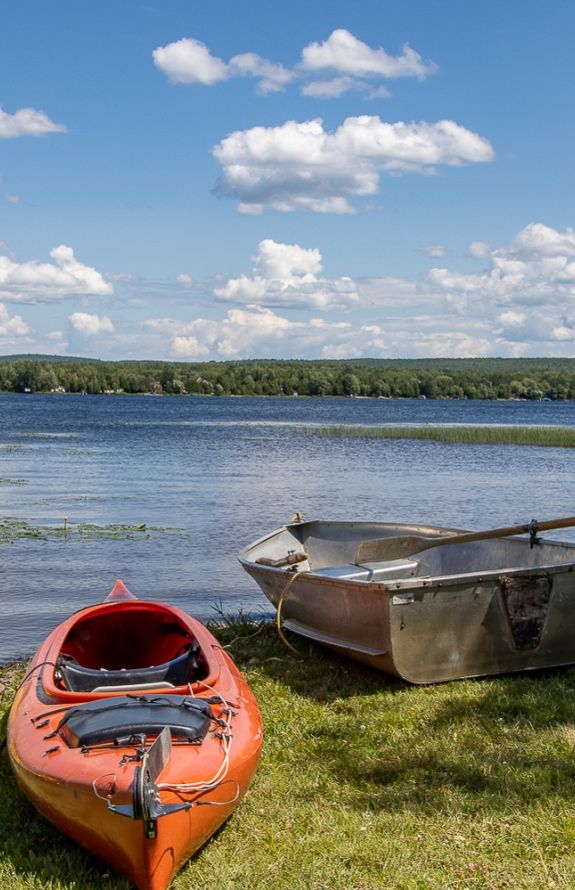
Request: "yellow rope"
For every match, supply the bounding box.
[276,570,304,655]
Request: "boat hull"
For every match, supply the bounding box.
[9,737,260,890]
[239,520,575,684]
[8,590,263,890]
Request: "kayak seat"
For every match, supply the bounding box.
[56,644,200,693]
[56,694,214,747]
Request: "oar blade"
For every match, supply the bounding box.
[355,535,427,563]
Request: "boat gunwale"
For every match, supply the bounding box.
[239,521,575,593]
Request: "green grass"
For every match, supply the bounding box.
[3,626,575,889]
[313,424,575,448]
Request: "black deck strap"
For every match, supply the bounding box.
[56,694,214,748]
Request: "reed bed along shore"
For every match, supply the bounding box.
[3,620,575,889]
[312,423,575,448]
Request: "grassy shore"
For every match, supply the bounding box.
[2,622,575,889]
[313,424,575,448]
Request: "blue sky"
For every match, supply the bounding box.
[1,0,574,360]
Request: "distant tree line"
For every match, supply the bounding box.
[1,356,575,400]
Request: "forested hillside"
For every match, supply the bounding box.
[1,356,575,399]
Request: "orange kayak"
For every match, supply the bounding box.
[7,580,263,890]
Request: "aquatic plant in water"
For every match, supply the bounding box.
[312,424,575,448]
[0,519,182,545]
[15,432,81,439]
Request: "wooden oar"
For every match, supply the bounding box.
[355,515,575,564]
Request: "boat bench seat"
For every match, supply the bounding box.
[56,645,199,693]
[56,694,214,747]
[313,559,419,582]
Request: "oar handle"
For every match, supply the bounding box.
[255,551,308,568]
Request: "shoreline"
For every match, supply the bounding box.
[1,389,574,402]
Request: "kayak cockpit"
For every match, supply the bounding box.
[52,600,210,694]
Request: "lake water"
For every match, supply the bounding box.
[1,393,574,663]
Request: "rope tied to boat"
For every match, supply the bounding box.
[276,568,307,656]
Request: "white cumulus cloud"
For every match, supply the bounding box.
[153,37,293,93]
[48,221,575,361]
[197,223,575,358]
[228,53,294,94]
[154,29,435,97]
[0,106,67,139]
[0,304,29,341]
[152,38,230,85]
[504,222,575,258]
[214,239,359,310]
[166,306,379,360]
[151,307,495,362]
[0,245,113,302]
[254,239,322,278]
[68,312,114,335]
[300,29,436,79]
[428,223,575,307]
[212,223,575,321]
[212,116,495,213]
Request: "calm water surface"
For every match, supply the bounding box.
[1,393,574,662]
